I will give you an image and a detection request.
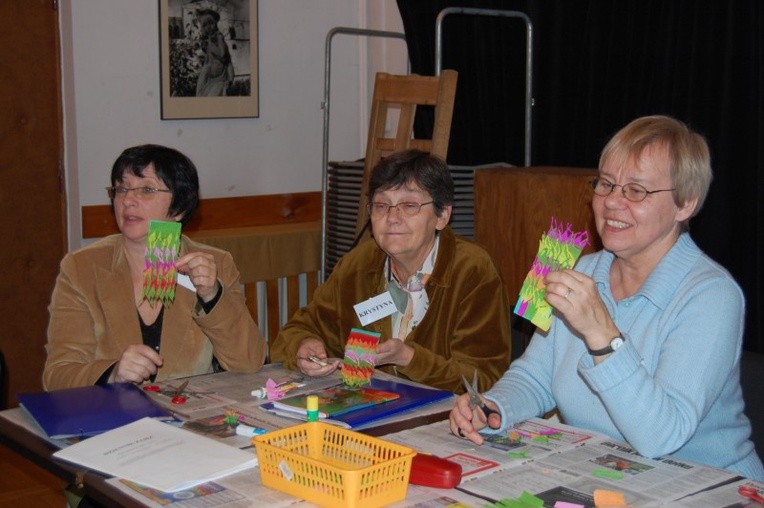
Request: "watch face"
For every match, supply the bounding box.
[611,337,625,350]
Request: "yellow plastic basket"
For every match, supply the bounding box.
[252,422,415,508]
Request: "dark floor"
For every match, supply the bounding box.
[0,443,66,507]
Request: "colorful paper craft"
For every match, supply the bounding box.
[514,217,590,331]
[340,328,381,387]
[264,378,304,400]
[222,410,240,426]
[143,220,181,306]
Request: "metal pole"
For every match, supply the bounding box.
[435,8,534,166]
[321,27,407,283]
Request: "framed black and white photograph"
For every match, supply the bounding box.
[160,0,258,119]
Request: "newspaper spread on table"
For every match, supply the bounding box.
[383,418,742,507]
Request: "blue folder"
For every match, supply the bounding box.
[18,383,170,439]
[260,377,454,429]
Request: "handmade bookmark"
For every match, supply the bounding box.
[340,328,381,388]
[514,217,590,331]
[143,220,182,306]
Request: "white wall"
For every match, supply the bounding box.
[60,0,407,249]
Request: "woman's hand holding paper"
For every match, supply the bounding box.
[177,252,219,302]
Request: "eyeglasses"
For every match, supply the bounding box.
[590,177,674,203]
[368,201,433,218]
[106,186,172,200]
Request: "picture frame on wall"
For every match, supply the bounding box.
[160,0,259,119]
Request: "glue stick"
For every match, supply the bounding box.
[306,395,319,422]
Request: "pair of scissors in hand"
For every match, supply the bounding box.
[739,485,764,504]
[462,370,501,421]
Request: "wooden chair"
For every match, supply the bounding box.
[354,70,458,237]
[0,349,6,410]
[244,271,320,361]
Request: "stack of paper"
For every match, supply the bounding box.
[53,417,257,492]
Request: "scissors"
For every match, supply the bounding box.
[739,485,764,504]
[462,369,501,421]
[169,380,190,404]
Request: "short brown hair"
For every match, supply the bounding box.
[599,115,712,230]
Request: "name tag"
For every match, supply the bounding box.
[176,273,196,293]
[354,292,396,326]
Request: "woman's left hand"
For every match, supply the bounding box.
[376,338,414,367]
[544,269,620,352]
[176,252,220,302]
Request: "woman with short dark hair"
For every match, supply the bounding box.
[271,149,511,393]
[44,144,266,390]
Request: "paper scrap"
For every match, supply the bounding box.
[514,217,589,331]
[340,328,381,387]
[488,491,544,508]
[554,502,584,508]
[143,220,181,306]
[593,468,625,480]
[593,489,627,507]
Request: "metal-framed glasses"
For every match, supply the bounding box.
[106,186,172,200]
[590,177,674,203]
[368,201,433,218]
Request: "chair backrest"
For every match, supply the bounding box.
[354,70,458,237]
[741,349,764,461]
[244,271,320,362]
[0,349,6,410]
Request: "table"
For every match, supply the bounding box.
[3,366,760,507]
[0,366,450,507]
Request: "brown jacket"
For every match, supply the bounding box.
[43,234,266,390]
[271,227,510,393]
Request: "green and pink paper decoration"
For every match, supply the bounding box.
[514,218,590,331]
[143,220,181,306]
[340,328,381,388]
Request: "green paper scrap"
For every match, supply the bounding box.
[593,468,625,480]
[517,492,544,507]
[531,435,549,444]
[487,491,544,508]
[143,221,181,306]
[508,451,529,459]
[514,217,590,331]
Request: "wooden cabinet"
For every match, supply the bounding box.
[474,166,602,305]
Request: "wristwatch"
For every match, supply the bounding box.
[587,335,625,356]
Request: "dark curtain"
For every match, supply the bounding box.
[397,0,764,353]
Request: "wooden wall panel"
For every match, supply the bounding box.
[0,1,65,407]
[82,191,322,238]
[474,166,602,305]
